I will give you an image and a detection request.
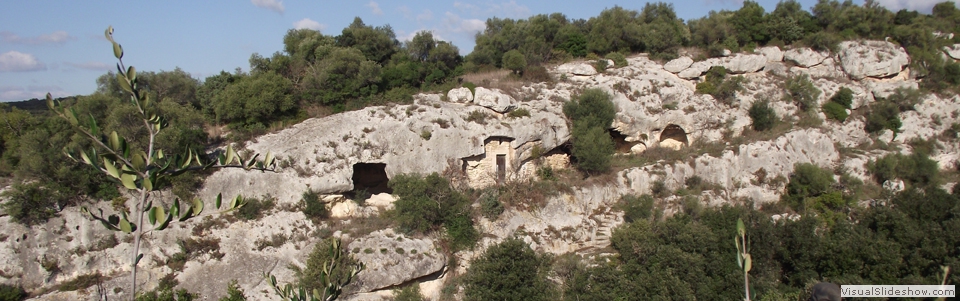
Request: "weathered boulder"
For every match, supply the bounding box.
[678,59,719,79]
[663,56,693,73]
[349,229,446,292]
[944,44,960,60]
[838,40,909,80]
[883,179,905,193]
[556,62,598,76]
[722,54,767,74]
[473,87,517,113]
[660,138,685,150]
[756,46,784,62]
[784,47,828,67]
[446,87,473,103]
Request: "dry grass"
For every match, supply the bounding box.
[460,69,526,95]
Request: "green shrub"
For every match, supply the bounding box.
[829,87,854,109]
[749,99,778,131]
[522,65,552,82]
[593,59,609,73]
[507,108,531,118]
[135,289,197,301]
[802,31,841,53]
[569,124,614,173]
[59,272,104,292]
[389,173,475,248]
[605,52,628,67]
[464,239,556,301]
[502,50,527,74]
[821,101,848,122]
[218,280,247,301]
[0,182,62,226]
[784,74,821,112]
[867,152,940,188]
[445,214,479,250]
[462,82,477,96]
[563,89,616,173]
[713,75,745,105]
[618,194,655,223]
[393,284,425,301]
[782,163,836,212]
[465,110,490,125]
[0,284,26,301]
[301,190,329,221]
[864,100,902,134]
[236,196,275,221]
[536,166,557,181]
[420,130,432,140]
[480,191,504,219]
[298,238,361,293]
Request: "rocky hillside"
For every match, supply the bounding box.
[2,39,959,300]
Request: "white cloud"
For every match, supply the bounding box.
[0,30,75,45]
[443,12,486,34]
[251,0,284,14]
[366,1,384,15]
[490,0,530,18]
[0,51,46,72]
[0,85,66,101]
[461,19,486,33]
[875,0,949,13]
[293,18,326,31]
[65,61,112,71]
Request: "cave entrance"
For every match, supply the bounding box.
[609,129,641,153]
[350,163,391,197]
[658,124,688,150]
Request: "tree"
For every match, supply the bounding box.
[49,27,277,299]
[563,88,616,173]
[502,49,527,74]
[211,71,296,129]
[464,239,556,301]
[266,238,363,301]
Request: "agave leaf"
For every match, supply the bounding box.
[226,144,236,165]
[215,193,222,209]
[265,151,275,169]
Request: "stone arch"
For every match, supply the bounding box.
[658,124,688,150]
[351,163,391,195]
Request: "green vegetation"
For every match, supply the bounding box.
[617,194,655,222]
[0,284,26,301]
[864,100,902,135]
[236,195,275,221]
[822,87,853,122]
[563,88,616,173]
[218,280,247,301]
[389,173,478,250]
[695,66,744,105]
[269,238,363,301]
[782,163,843,212]
[748,99,778,131]
[301,190,329,221]
[464,239,556,301]
[605,52,628,68]
[867,151,941,189]
[783,74,821,112]
[502,50,527,75]
[393,285,425,301]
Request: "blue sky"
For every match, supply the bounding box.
[0,0,948,102]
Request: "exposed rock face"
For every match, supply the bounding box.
[722,54,767,74]
[678,59,717,79]
[944,44,960,60]
[784,47,828,67]
[349,229,446,293]
[556,62,598,76]
[473,87,517,113]
[446,87,473,103]
[756,46,784,62]
[838,40,909,79]
[663,56,693,73]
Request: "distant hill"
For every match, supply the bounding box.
[3,96,77,114]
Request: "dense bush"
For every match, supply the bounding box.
[864,100,902,134]
[782,163,837,212]
[748,99,778,131]
[389,173,478,250]
[502,50,527,75]
[828,87,854,109]
[393,284,425,301]
[783,74,821,112]
[464,239,556,301]
[617,194,655,222]
[696,66,743,105]
[605,52,628,67]
[479,190,505,219]
[0,182,63,225]
[867,152,940,188]
[821,101,848,122]
[0,284,26,301]
[301,190,329,221]
[563,89,616,173]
